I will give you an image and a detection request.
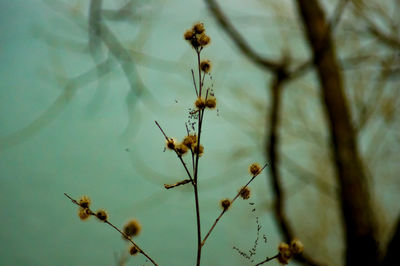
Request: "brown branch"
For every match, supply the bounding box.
[201,164,268,246]
[64,193,158,266]
[254,254,279,266]
[289,0,349,79]
[164,179,191,189]
[204,0,281,72]
[382,215,400,266]
[296,0,378,265]
[154,121,195,185]
[266,74,321,266]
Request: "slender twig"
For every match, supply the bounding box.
[155,121,194,185]
[254,254,279,266]
[193,48,205,266]
[164,179,191,189]
[204,0,280,71]
[185,122,196,173]
[201,163,268,246]
[64,193,158,266]
[191,69,199,97]
[201,71,206,90]
[197,50,203,97]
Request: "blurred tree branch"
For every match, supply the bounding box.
[295,0,378,265]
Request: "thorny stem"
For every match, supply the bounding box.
[64,193,158,266]
[201,163,268,246]
[254,254,279,266]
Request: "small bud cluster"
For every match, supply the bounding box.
[123,219,142,238]
[220,198,231,210]
[70,194,145,258]
[239,187,251,200]
[184,22,211,48]
[129,245,139,255]
[277,239,304,264]
[200,60,212,73]
[195,97,217,110]
[166,134,204,157]
[249,163,261,176]
[96,209,108,221]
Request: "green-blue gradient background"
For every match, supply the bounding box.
[0,1,281,265]
[1,0,399,266]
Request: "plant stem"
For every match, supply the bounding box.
[254,254,279,266]
[194,184,202,266]
[201,163,268,246]
[194,47,204,266]
[64,193,158,266]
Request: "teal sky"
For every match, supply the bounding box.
[0,1,285,265]
[1,1,399,266]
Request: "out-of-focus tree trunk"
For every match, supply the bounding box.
[295,0,378,265]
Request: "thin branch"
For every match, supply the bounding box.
[191,69,199,97]
[204,0,280,72]
[382,215,400,266]
[154,121,194,184]
[64,193,158,266]
[164,179,191,189]
[254,254,279,266]
[201,164,268,246]
[266,75,320,266]
[289,0,349,79]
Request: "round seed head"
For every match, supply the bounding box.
[78,195,91,208]
[239,187,251,200]
[129,245,139,256]
[78,207,91,221]
[96,209,108,221]
[193,22,205,34]
[200,60,212,73]
[220,198,231,210]
[123,219,142,237]
[290,238,304,255]
[249,163,261,176]
[198,34,211,46]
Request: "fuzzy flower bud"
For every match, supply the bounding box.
[193,23,205,34]
[200,60,212,73]
[129,245,139,255]
[220,198,231,210]
[78,195,91,208]
[78,207,91,221]
[195,97,206,109]
[239,187,251,200]
[123,219,142,238]
[193,143,204,157]
[96,209,108,221]
[184,30,194,40]
[182,135,197,148]
[290,238,304,255]
[176,143,189,156]
[249,163,261,176]
[198,34,211,46]
[278,242,292,264]
[205,97,217,109]
[166,138,177,150]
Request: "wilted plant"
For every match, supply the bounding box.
[65,22,303,266]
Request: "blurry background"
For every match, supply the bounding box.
[0,0,399,265]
